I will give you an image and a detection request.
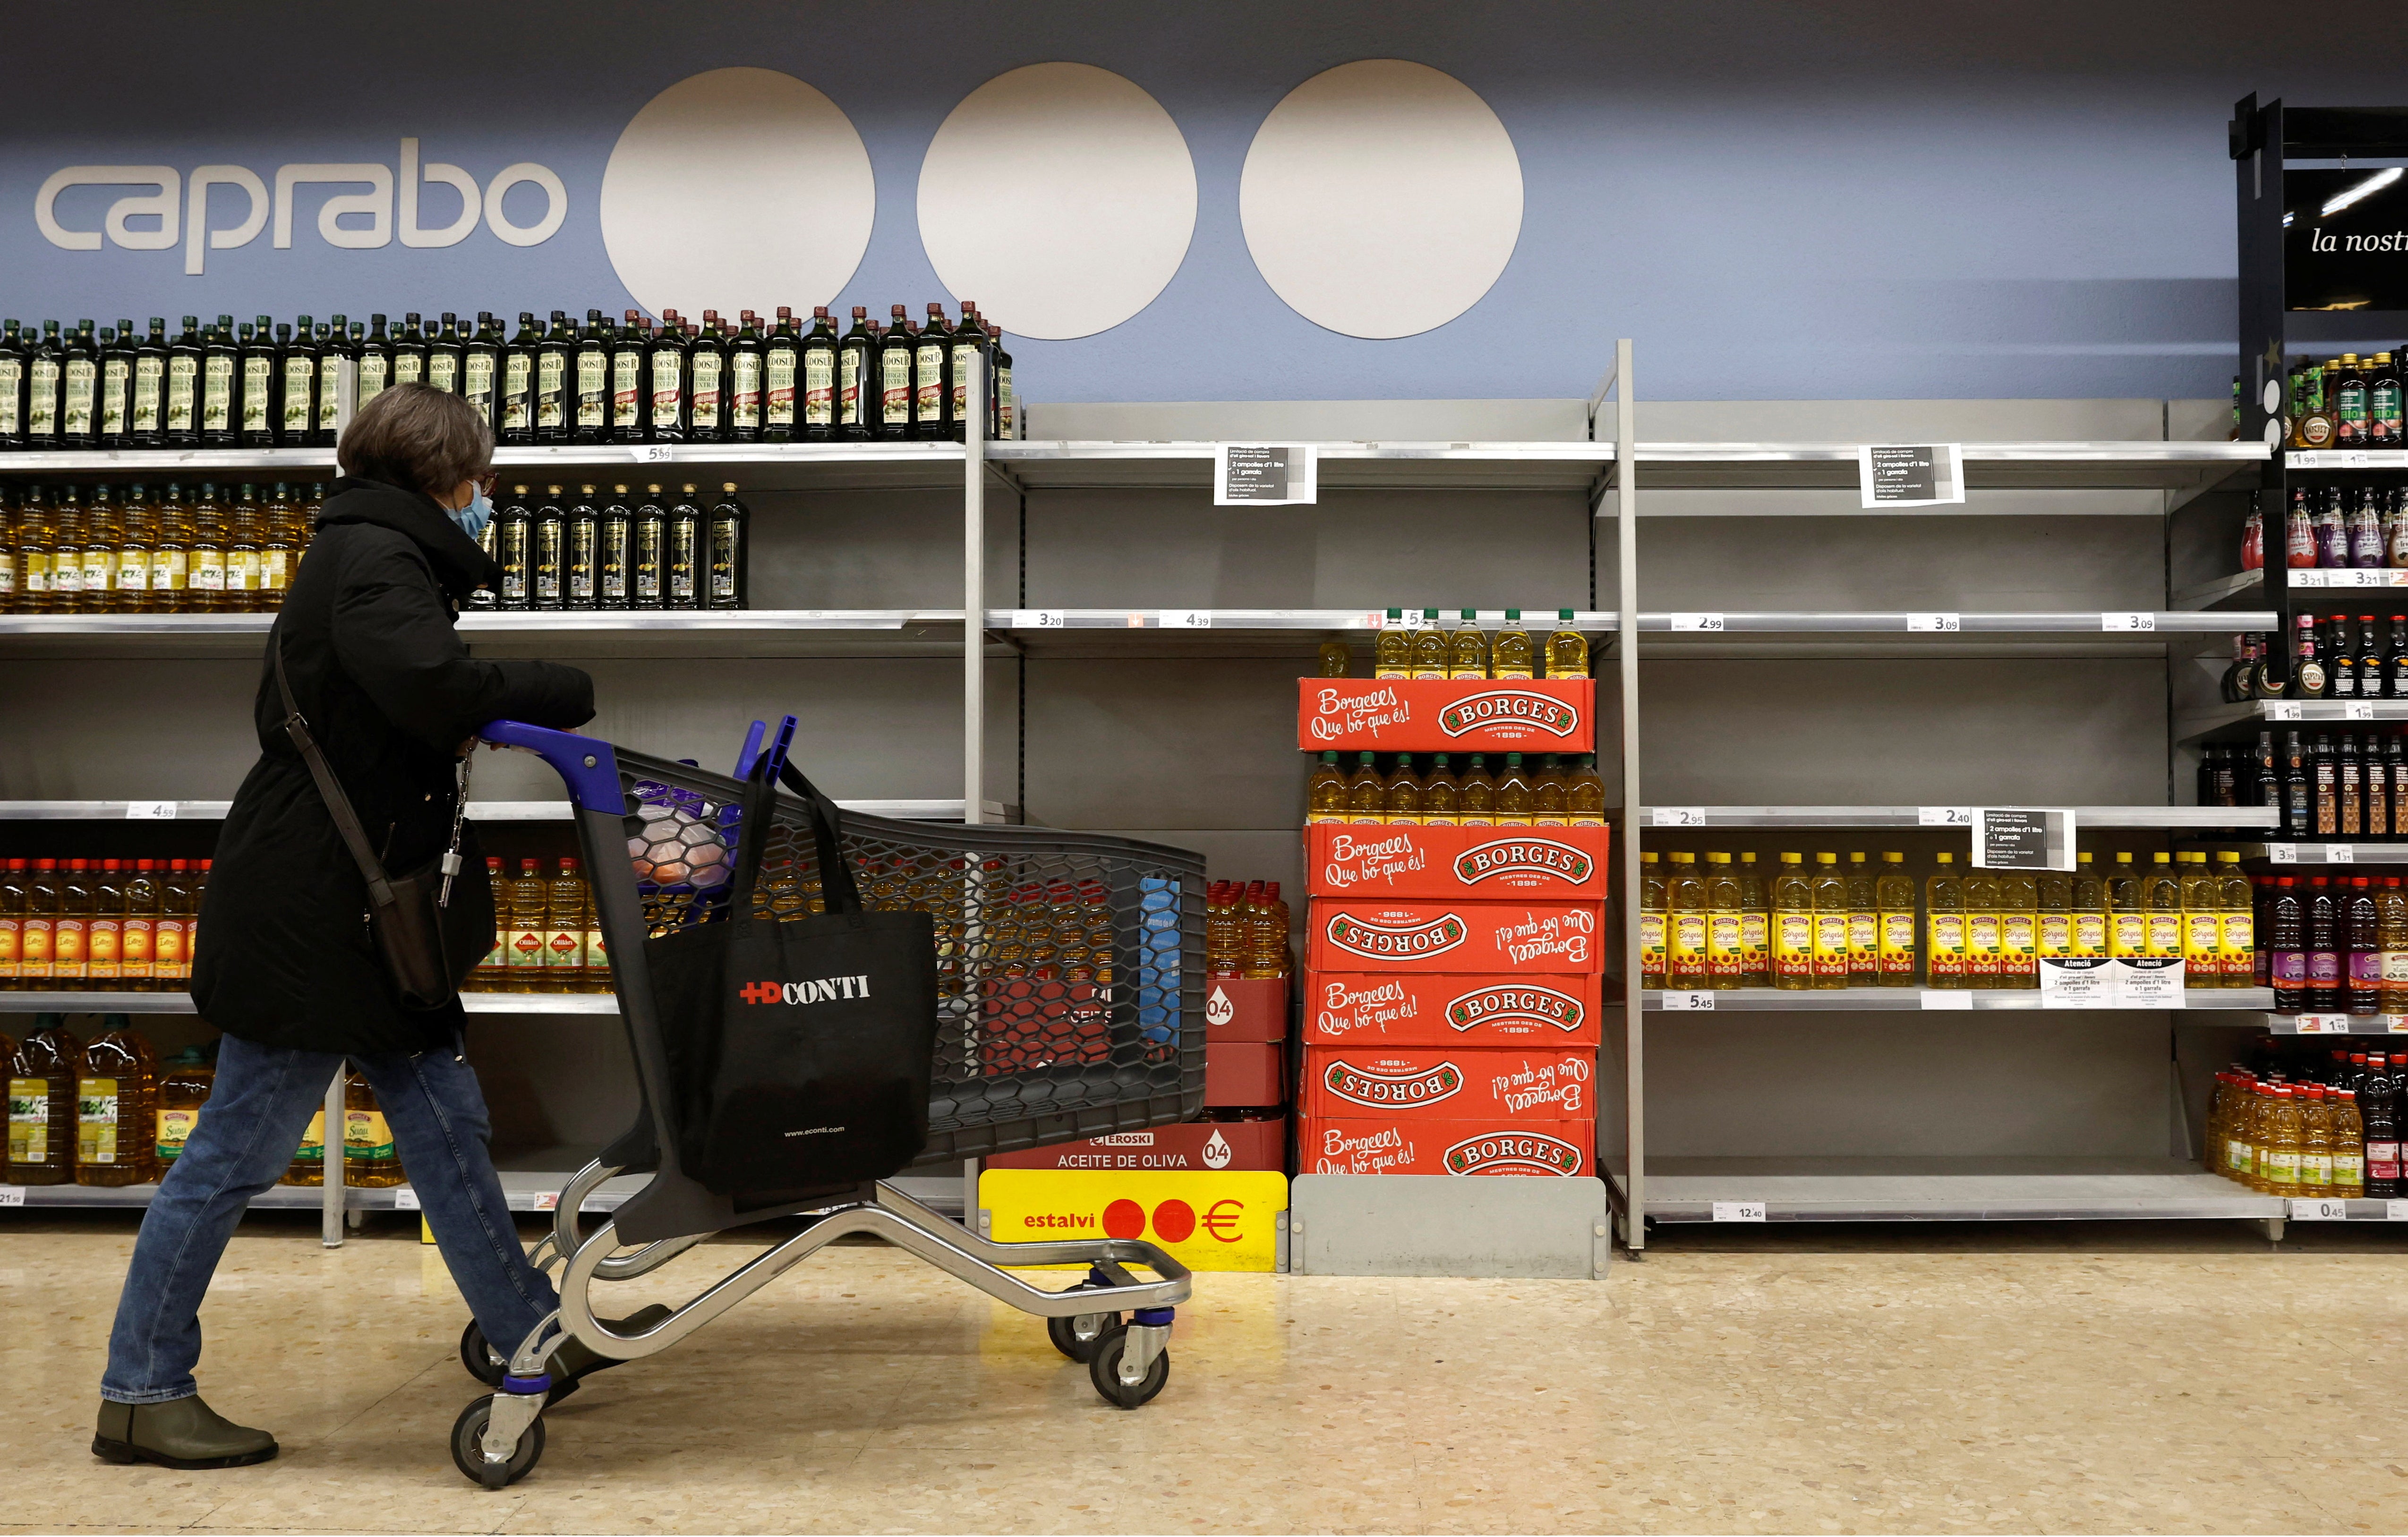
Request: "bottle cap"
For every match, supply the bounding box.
[1669,852,1695,863]
[1936,852,1954,864]
[1707,852,1731,864]
[1815,852,1837,864]
[1849,851,1866,862]
[1641,852,1658,864]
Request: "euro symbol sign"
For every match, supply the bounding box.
[1199,1198,1246,1243]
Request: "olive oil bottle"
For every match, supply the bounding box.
[1410,610,1449,679]
[8,1017,80,1185]
[1449,609,1488,678]
[1421,754,1460,826]
[1545,609,1588,679]
[1383,755,1424,825]
[1375,611,1411,678]
[1457,755,1495,827]
[75,1017,158,1187]
[1305,751,1347,825]
[1493,752,1533,826]
[1345,752,1386,823]
[1492,609,1534,679]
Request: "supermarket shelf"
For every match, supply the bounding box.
[1623,440,2268,493]
[2263,1011,2408,1035]
[1642,987,2274,1012]
[1629,610,2267,634]
[0,797,1001,822]
[2288,449,2408,471]
[991,440,1615,493]
[0,990,620,1015]
[1640,805,2277,830]
[2172,571,2266,610]
[2241,841,2408,864]
[2177,700,2408,741]
[0,440,973,493]
[0,609,975,659]
[0,1179,341,1211]
[1618,1157,2283,1221]
[2282,568,2408,590]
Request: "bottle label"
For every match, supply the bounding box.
[711,518,740,601]
[393,353,424,386]
[952,340,979,421]
[537,352,567,428]
[1638,912,1665,979]
[87,916,121,978]
[2219,913,2253,968]
[82,549,113,594]
[77,1077,120,1164]
[465,353,496,417]
[17,916,49,974]
[2271,950,2306,983]
[281,358,314,433]
[503,353,532,430]
[1927,913,1966,976]
[1878,911,1917,973]
[1811,913,1851,975]
[356,352,389,405]
[428,352,459,393]
[650,352,683,428]
[613,350,643,427]
[790,351,823,427]
[729,352,761,429]
[1775,912,1815,979]
[153,917,186,973]
[546,925,582,971]
[2265,1148,2300,1185]
[343,1108,394,1161]
[2225,1136,2253,1172]
[2308,951,2343,985]
[63,358,96,436]
[119,916,153,975]
[262,549,289,592]
[998,364,1013,437]
[227,549,262,592]
[2143,912,2182,956]
[1999,913,2036,962]
[2351,951,2384,986]
[152,548,188,591]
[11,1078,51,1164]
[689,352,722,426]
[2184,911,2221,959]
[27,358,59,435]
[1847,911,1878,956]
[2370,1143,2401,1179]
[2109,912,2148,956]
[0,357,19,434]
[882,350,912,423]
[0,915,14,973]
[18,550,45,593]
[2036,912,2073,958]
[1669,912,1708,970]
[585,925,609,975]
[577,352,608,426]
[510,924,546,972]
[840,347,864,425]
[915,342,944,421]
[52,916,87,972]
[2384,949,2408,984]
[157,1107,198,1160]
[192,551,226,590]
[1964,914,2001,966]
[240,357,273,432]
[201,355,233,430]
[115,550,149,592]
[101,359,129,437]
[294,1109,325,1163]
[1706,912,1745,978]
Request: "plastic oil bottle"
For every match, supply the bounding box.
[2331,1087,2366,1196]
[1491,610,1534,679]
[2036,867,2074,973]
[2380,874,2408,1015]
[344,1069,405,1187]
[546,858,587,989]
[2261,1083,2304,1195]
[8,1016,80,1184]
[1409,611,1449,680]
[2071,853,2107,958]
[1705,852,1745,990]
[1996,870,2038,989]
[1345,753,1386,824]
[1962,865,2001,988]
[1530,755,1568,827]
[1315,640,1350,677]
[1421,755,1460,826]
[1374,611,1410,678]
[1925,852,1967,987]
[2179,852,2222,988]
[154,1046,213,1172]
[1666,853,1708,990]
[1772,853,1814,990]
[1875,852,1917,986]
[2299,1083,2336,1196]
[1545,610,1588,679]
[2144,852,2184,964]
[1383,756,1424,825]
[2107,853,2149,960]
[75,1015,158,1187]
[1844,851,1879,986]
[1305,751,1347,825]
[1724,853,1762,986]
[281,1093,328,1187]
[1457,755,1495,827]
[507,857,549,991]
[2218,851,2257,989]
[1809,853,1850,990]
[1492,753,1533,826]
[1448,610,1487,678]
[1638,853,1666,989]
[1568,755,1606,826]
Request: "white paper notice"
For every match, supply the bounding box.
[1213,444,1318,505]
[2038,957,2114,1008]
[1857,444,1965,508]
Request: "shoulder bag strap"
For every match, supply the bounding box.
[777,761,864,917]
[271,634,398,909]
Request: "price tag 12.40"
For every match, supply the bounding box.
[1710,1201,1767,1222]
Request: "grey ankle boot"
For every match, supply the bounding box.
[94,1396,278,1469]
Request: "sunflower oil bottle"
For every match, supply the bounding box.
[2071,853,2107,958]
[1409,611,1449,679]
[2217,851,2255,988]
[2107,853,2148,959]
[343,1069,405,1188]
[2036,868,2074,969]
[1705,852,1745,989]
[1545,610,1588,679]
[2261,1083,2304,1194]
[1666,853,1708,990]
[1568,755,1606,826]
[1996,870,2038,989]
[2179,852,2222,987]
[75,1016,158,1187]
[1772,853,1814,990]
[546,858,587,988]
[1808,853,1850,989]
[1876,852,1917,986]
[1962,867,2002,987]
[1491,610,1533,679]
[1316,640,1350,677]
[507,857,548,991]
[154,1046,213,1172]
[1739,853,1770,986]
[1448,610,1487,678]
[2144,853,2184,962]
[1374,611,1410,678]
[1305,751,1347,825]
[280,1101,327,1187]
[1844,852,1879,986]
[1638,852,1666,988]
[2299,1083,2336,1196]
[1924,852,1967,987]
[8,1016,80,1184]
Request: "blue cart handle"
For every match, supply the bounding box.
[478,720,628,815]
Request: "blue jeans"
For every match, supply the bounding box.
[101,1032,558,1404]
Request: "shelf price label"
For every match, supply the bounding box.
[1917,806,1974,826]
[1710,1201,1767,1222]
[1919,989,1973,1010]
[1009,609,1066,629]
[393,1188,422,1212]
[2264,703,2303,721]
[2327,844,2357,864]
[628,444,675,463]
[1159,610,1213,629]
[124,800,177,820]
[2288,1013,2354,1033]
[1661,991,1716,1010]
[2265,843,2297,863]
[1973,808,2076,872]
[1668,613,1725,632]
[2100,612,2157,632]
[1906,613,1961,632]
[0,1187,23,1207]
[2345,703,2377,721]
[1650,807,1707,827]
[2390,1200,2408,1221]
[2290,1197,2351,1221]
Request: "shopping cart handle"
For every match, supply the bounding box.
[478,720,628,815]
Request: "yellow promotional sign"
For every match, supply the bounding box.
[980,1169,1287,1273]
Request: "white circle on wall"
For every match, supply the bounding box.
[1240,60,1523,340]
[600,68,874,316]
[918,63,1196,341]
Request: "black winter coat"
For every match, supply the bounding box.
[193,478,594,1055]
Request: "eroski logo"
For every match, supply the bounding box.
[1324,1057,1463,1109]
[1437,690,1580,738]
[1444,1131,1585,1175]
[741,975,871,1006]
[1446,983,1587,1033]
[1453,837,1594,885]
[1324,911,1467,960]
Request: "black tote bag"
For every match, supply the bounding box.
[648,757,939,1199]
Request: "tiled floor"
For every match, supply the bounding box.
[6,1210,2405,1534]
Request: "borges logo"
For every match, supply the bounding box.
[1436,691,1580,738]
[1443,1131,1585,1176]
[1323,1057,1463,1109]
[1452,837,1594,885]
[740,975,870,1006]
[1445,983,1587,1033]
[1324,912,1467,961]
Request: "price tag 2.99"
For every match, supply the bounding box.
[1669,613,1726,632]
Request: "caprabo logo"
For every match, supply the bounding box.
[1436,690,1580,739]
[1322,1057,1463,1110]
[1443,1131,1585,1176]
[1323,911,1467,961]
[1452,837,1594,886]
[1444,983,1587,1033]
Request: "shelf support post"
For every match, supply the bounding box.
[321,1065,345,1247]
[1613,337,1643,1251]
[965,351,986,824]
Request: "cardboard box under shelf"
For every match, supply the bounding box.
[1205,1042,1285,1108]
[1204,976,1286,1042]
[985,1117,1284,1172]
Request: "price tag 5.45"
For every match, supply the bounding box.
[1661,991,1716,1011]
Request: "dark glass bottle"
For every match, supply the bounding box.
[632,484,667,608]
[500,312,539,444]
[610,313,647,443]
[462,311,502,432]
[879,305,916,442]
[25,319,66,449]
[2333,626,2359,698]
[192,315,230,446]
[2391,737,2408,840]
[598,485,633,608]
[2294,615,2328,699]
[60,318,100,449]
[128,317,167,447]
[914,301,950,441]
[494,485,531,609]
[687,312,728,444]
[727,310,764,443]
[987,321,1013,439]
[947,302,982,441]
[2282,730,2311,838]
[535,311,572,443]
[799,306,837,442]
[2314,732,2340,837]
[390,312,428,389]
[763,306,801,442]
[0,318,30,447]
[279,317,318,445]
[426,312,464,395]
[646,315,687,443]
[99,318,135,447]
[565,485,599,610]
[574,310,610,444]
[708,481,748,610]
[235,316,277,447]
[837,306,873,441]
[2340,734,2365,838]
[354,314,393,413]
[531,485,566,610]
[666,483,704,609]
[312,315,350,447]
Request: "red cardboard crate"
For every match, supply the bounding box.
[1305,973,1603,1047]
[1306,824,1610,899]
[1205,1042,1285,1107]
[1298,678,1594,752]
[1203,977,1286,1042]
[1301,1045,1597,1121]
[1299,1116,1596,1177]
[985,1118,1283,1172]
[1306,897,1603,973]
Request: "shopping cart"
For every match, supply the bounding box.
[446,720,1204,1488]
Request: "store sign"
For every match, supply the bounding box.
[1971,808,2075,871]
[2285,169,2408,312]
[1857,443,1965,508]
[35,140,565,274]
[1213,443,1317,505]
[979,1169,1286,1272]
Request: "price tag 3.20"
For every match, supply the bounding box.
[1009,609,1066,629]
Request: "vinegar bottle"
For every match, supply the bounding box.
[1739,853,1770,987]
[1704,852,1744,990]
[1961,868,2002,988]
[1305,751,1347,824]
[1638,852,1666,989]
[1844,851,1879,986]
[1875,852,1917,986]
[2268,876,2306,1012]
[1924,852,1966,988]
[8,1016,81,1184]
[1665,852,1708,990]
[75,1016,158,1187]
[2378,875,2408,1015]
[1772,852,1815,991]
[2346,875,2382,1015]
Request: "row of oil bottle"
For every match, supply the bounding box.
[5,1018,403,1188]
[0,859,209,986]
[1204,881,1291,979]
[1637,849,2264,990]
[0,482,324,613]
[2204,1042,2408,1198]
[1312,609,1593,681]
[1302,752,1610,825]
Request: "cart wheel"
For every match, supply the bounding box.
[459,1321,508,1387]
[450,1396,545,1488]
[1086,1326,1170,1409]
[1046,1306,1123,1364]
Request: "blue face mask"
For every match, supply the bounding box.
[448,487,494,542]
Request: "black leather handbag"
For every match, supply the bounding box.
[272,641,481,1010]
